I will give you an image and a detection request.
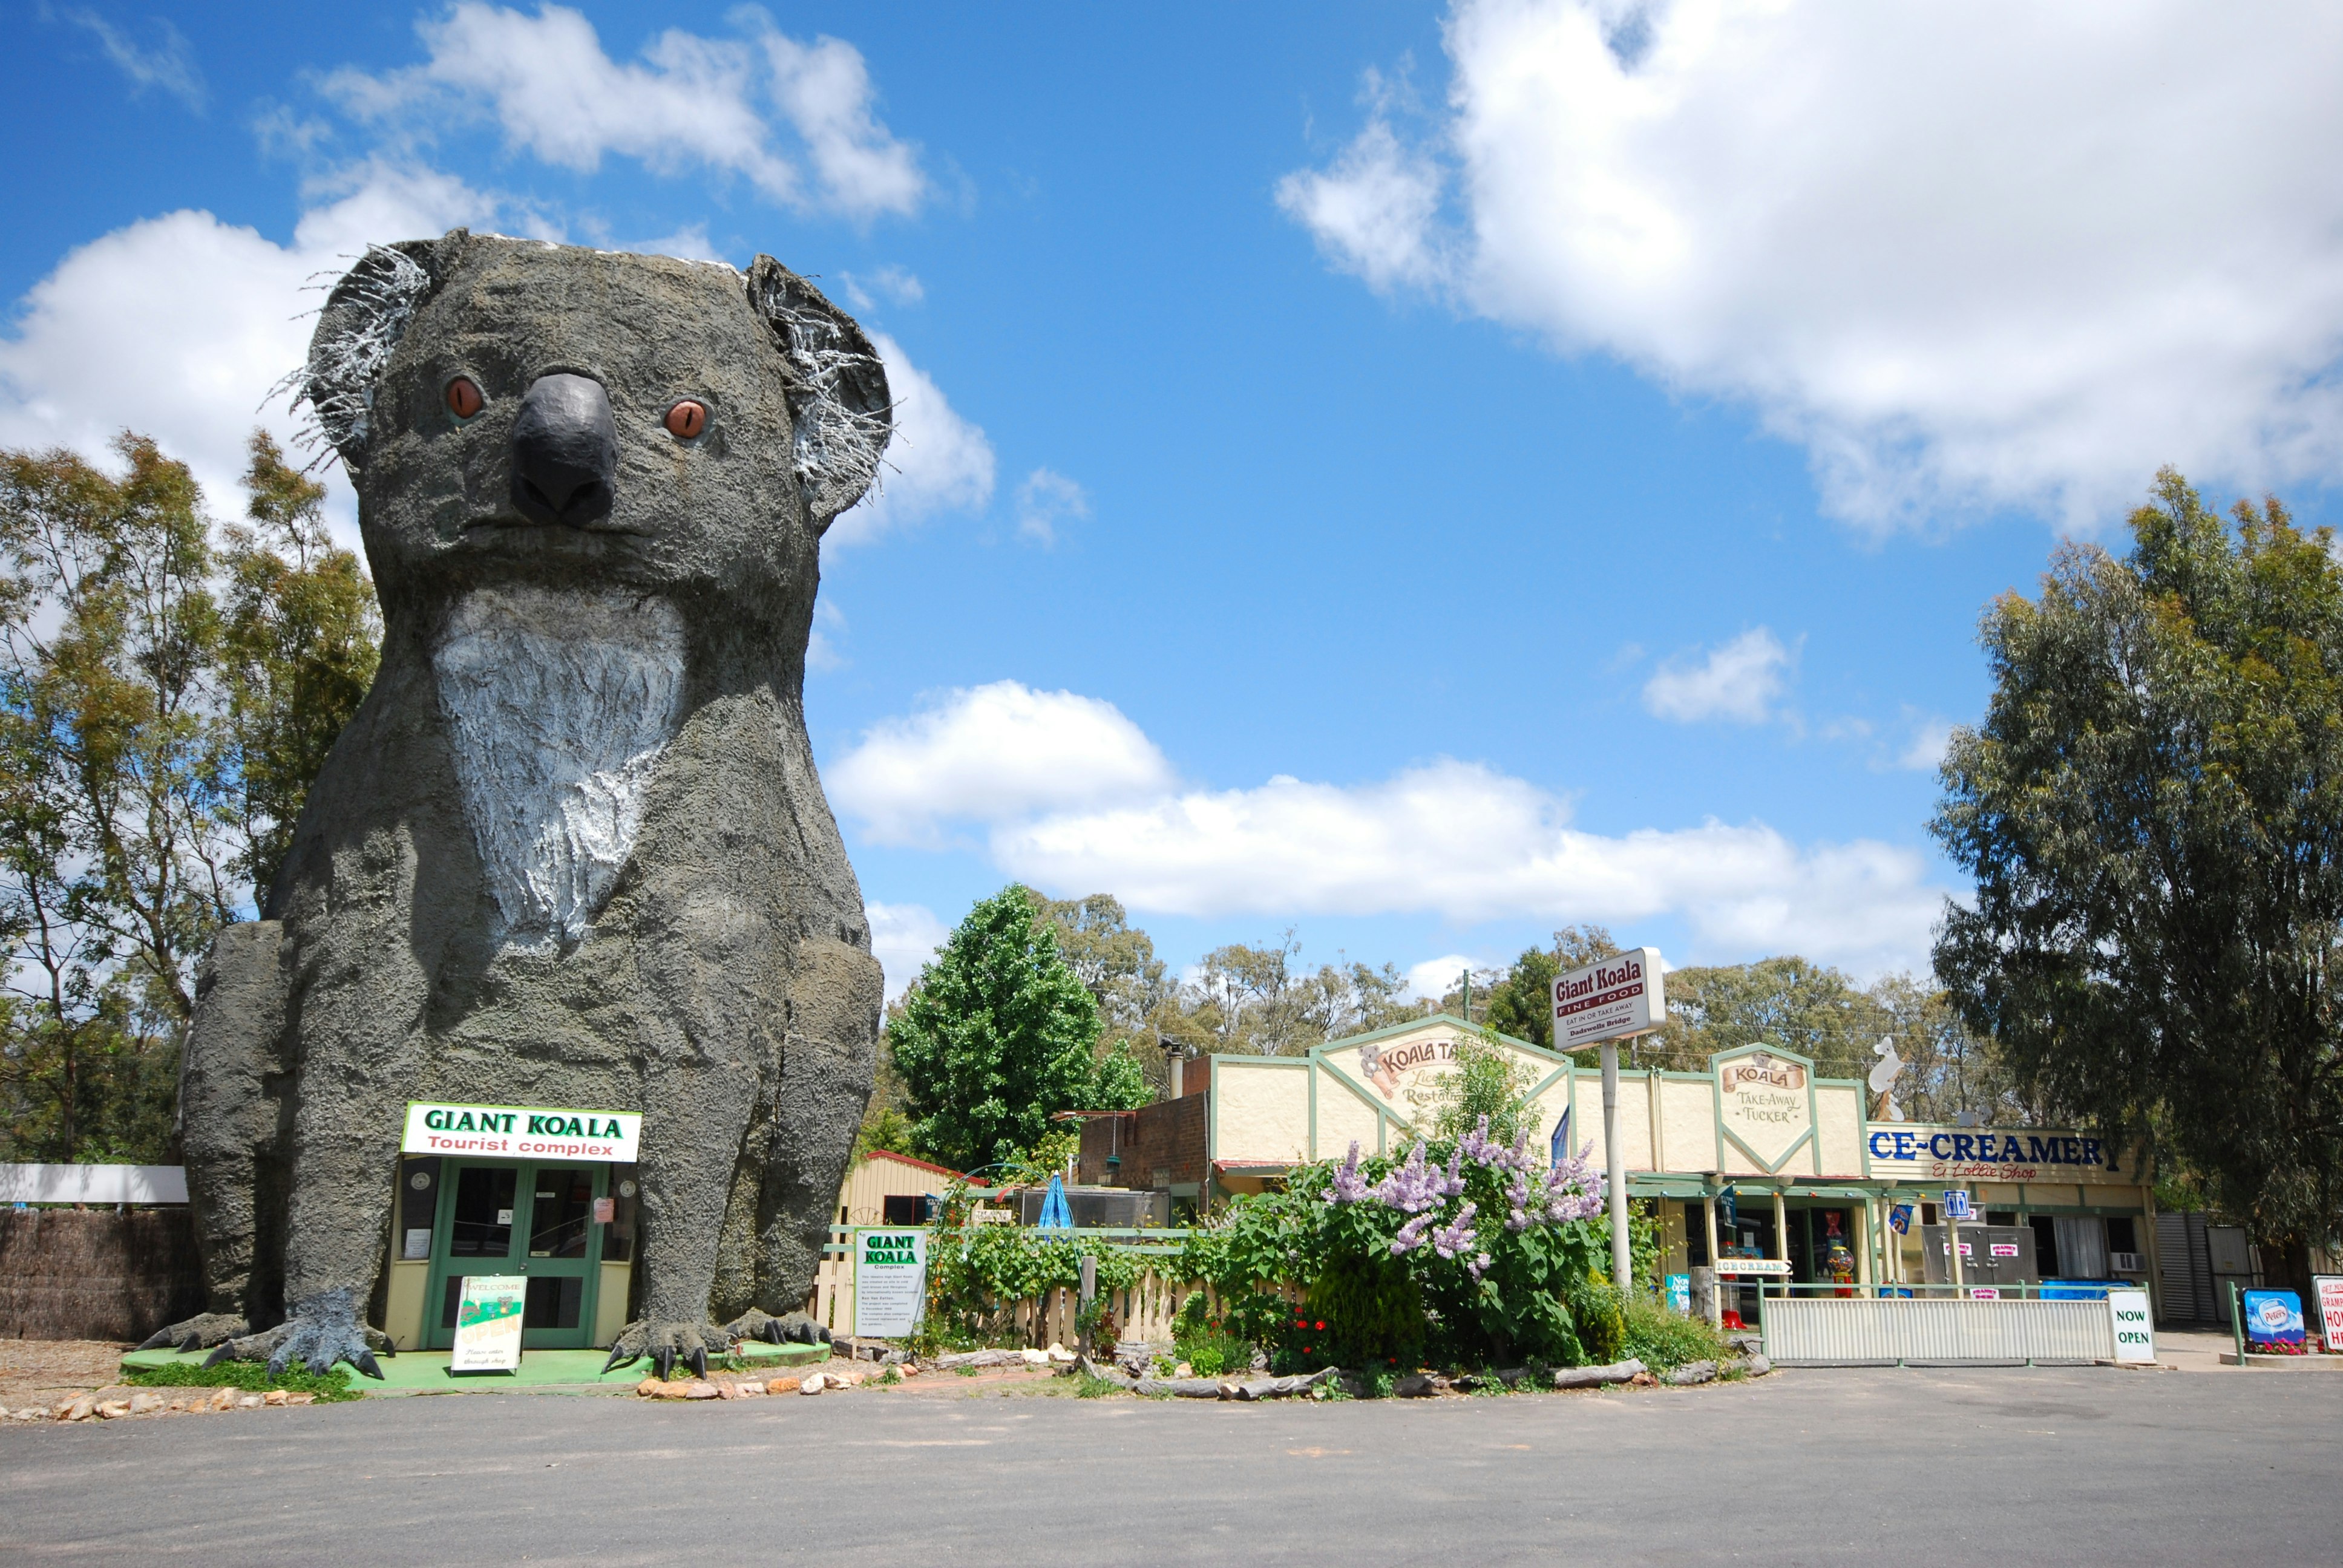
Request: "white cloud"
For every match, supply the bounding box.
[1642,628,1792,724]
[1283,1,2343,529]
[1014,467,1089,546]
[839,266,925,312]
[1406,955,1480,1003]
[833,684,1952,976]
[807,600,848,673]
[1898,714,1955,773]
[619,223,723,263]
[868,901,947,1002]
[828,681,1176,846]
[64,9,205,111]
[0,163,494,534]
[827,332,996,546]
[1276,116,1444,292]
[323,3,923,220]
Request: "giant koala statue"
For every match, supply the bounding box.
[147,230,889,1380]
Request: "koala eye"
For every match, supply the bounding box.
[445,377,486,420]
[664,400,708,440]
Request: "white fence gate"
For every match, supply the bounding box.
[1763,1297,2116,1365]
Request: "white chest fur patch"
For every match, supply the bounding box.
[432,586,686,948]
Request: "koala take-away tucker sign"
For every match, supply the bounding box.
[1551,948,1666,1050]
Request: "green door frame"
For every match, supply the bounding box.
[422,1158,608,1350]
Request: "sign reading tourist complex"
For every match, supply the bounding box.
[853,1229,928,1338]
[451,1274,526,1371]
[401,1101,641,1161]
[1550,947,1665,1049]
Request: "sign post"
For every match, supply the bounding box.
[2314,1276,2343,1354]
[1552,947,1665,1295]
[1943,1188,1971,1290]
[852,1227,929,1339]
[450,1275,526,1373]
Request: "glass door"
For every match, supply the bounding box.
[517,1166,600,1348]
[424,1161,606,1350]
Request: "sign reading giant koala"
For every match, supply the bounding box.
[147,231,889,1381]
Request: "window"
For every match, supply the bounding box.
[1684,1202,1709,1266]
[2106,1216,2137,1255]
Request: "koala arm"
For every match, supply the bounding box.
[145,920,289,1350]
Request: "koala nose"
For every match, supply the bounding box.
[509,373,617,527]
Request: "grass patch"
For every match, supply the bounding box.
[1073,1371,1124,1399]
[120,1359,361,1402]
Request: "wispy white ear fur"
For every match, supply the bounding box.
[745,258,893,528]
[283,243,437,474]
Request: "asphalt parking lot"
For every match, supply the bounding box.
[5,1357,2339,1565]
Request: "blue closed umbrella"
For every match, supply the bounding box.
[1550,1106,1571,1165]
[1038,1173,1072,1230]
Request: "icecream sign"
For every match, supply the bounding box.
[1551,947,1666,1050]
[401,1101,641,1161]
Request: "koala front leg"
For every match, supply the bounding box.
[601,1057,761,1380]
[145,921,287,1351]
[209,930,426,1380]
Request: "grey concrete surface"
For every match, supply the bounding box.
[3,1366,2337,1564]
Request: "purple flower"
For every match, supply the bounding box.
[1391,1212,1434,1255]
[1441,1146,1466,1198]
[1469,1252,1493,1280]
[1371,1140,1441,1214]
[1432,1201,1479,1260]
[1326,1142,1369,1204]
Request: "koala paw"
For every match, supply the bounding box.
[602,1319,732,1382]
[138,1312,249,1354]
[720,1308,831,1347]
[202,1287,388,1379]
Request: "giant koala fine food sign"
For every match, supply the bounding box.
[148,232,890,1380]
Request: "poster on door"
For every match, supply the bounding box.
[853,1229,928,1339]
[451,1274,526,1371]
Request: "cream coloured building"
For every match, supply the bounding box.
[1205,1014,2163,1315]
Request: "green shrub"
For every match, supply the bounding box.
[120,1359,361,1402]
[1617,1292,1731,1373]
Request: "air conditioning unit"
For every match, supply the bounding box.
[2110,1251,2143,1272]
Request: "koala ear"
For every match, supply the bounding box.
[745,256,893,529]
[293,236,451,473]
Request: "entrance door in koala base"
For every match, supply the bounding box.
[388,1157,637,1351]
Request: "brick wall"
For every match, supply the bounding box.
[1078,1093,1208,1190]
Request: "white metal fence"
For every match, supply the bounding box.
[1763,1296,2116,1365]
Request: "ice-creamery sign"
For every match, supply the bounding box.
[1716,1047,1814,1171]
[402,1102,641,1161]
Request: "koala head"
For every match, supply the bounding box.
[298,230,889,616]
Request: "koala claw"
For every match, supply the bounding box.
[601,1319,731,1380]
[202,1288,387,1379]
[722,1308,830,1347]
[139,1312,248,1353]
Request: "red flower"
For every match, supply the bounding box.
[1315,1321,1326,1330]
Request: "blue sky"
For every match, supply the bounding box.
[7,2,2341,999]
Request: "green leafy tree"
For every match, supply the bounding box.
[1415,1028,1544,1145]
[888,884,1150,1171]
[0,431,382,1161]
[1933,469,2343,1289]
[217,433,380,897]
[1478,924,1619,1047]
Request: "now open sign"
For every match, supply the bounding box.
[2108,1288,2155,1364]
